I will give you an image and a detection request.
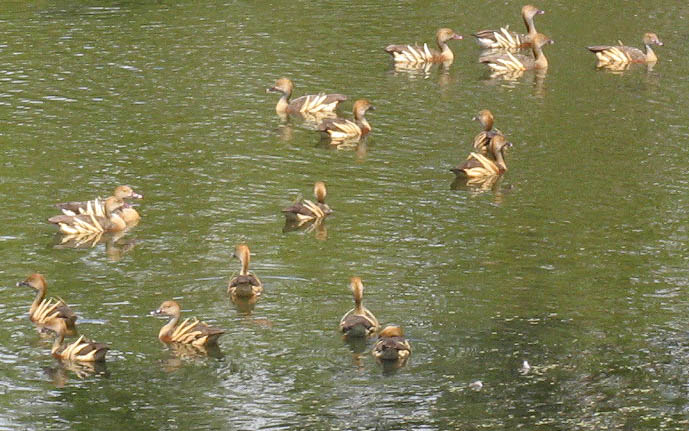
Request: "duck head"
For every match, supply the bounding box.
[267,77,294,97]
[473,109,494,131]
[352,99,374,120]
[314,181,327,203]
[17,273,47,291]
[436,28,463,45]
[114,185,143,200]
[151,300,181,317]
[642,32,663,47]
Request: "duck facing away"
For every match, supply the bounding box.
[587,32,663,66]
[228,244,263,299]
[472,109,504,154]
[49,196,127,235]
[479,33,553,72]
[452,134,512,179]
[55,185,142,214]
[17,273,77,336]
[282,181,333,221]
[339,277,380,338]
[267,78,347,117]
[152,300,225,347]
[385,28,463,65]
[473,5,545,50]
[51,328,108,362]
[318,99,374,141]
[372,325,412,362]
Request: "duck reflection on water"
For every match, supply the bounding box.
[43,360,109,386]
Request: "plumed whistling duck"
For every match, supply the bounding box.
[385,28,463,65]
[318,99,374,141]
[49,196,127,235]
[451,134,512,178]
[472,109,504,154]
[587,32,663,66]
[228,244,263,299]
[473,5,545,50]
[479,33,553,72]
[51,327,109,362]
[152,300,225,347]
[17,273,77,336]
[55,185,142,214]
[282,181,332,221]
[267,78,347,117]
[372,325,412,362]
[339,277,380,338]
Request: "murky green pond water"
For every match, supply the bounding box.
[2,0,689,429]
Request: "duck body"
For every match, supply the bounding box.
[372,326,412,362]
[473,5,544,50]
[479,33,553,72]
[17,273,77,336]
[55,185,142,214]
[228,244,263,299]
[587,33,663,66]
[283,181,332,221]
[385,28,463,64]
[339,277,380,338]
[452,135,512,178]
[318,99,374,141]
[268,78,347,116]
[49,197,127,234]
[152,300,225,347]
[52,333,109,362]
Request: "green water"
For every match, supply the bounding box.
[2,0,689,429]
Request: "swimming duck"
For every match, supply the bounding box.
[372,325,412,362]
[152,300,225,346]
[385,28,463,64]
[55,185,142,214]
[472,109,504,154]
[267,78,347,117]
[479,33,553,72]
[51,327,109,362]
[339,277,379,338]
[451,135,512,178]
[318,99,374,141]
[282,181,332,221]
[16,273,77,336]
[473,5,545,50]
[49,196,127,234]
[228,244,263,299]
[587,32,663,66]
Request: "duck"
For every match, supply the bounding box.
[282,181,332,221]
[318,99,374,141]
[473,5,545,50]
[587,32,663,66]
[267,78,347,117]
[228,244,263,299]
[51,327,109,362]
[49,196,127,235]
[472,109,504,154]
[152,300,225,347]
[339,277,380,338]
[372,325,412,362]
[55,185,142,214]
[385,28,463,65]
[16,273,77,336]
[479,33,553,72]
[451,134,512,178]
[119,202,141,226]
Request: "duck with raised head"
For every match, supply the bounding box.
[152,300,225,347]
[587,32,663,66]
[267,78,347,117]
[17,273,77,336]
[451,135,512,178]
[339,277,380,338]
[385,28,463,65]
[49,196,127,235]
[372,325,412,363]
[473,5,545,50]
[55,185,142,214]
[318,99,374,141]
[51,327,109,362]
[472,109,504,154]
[479,33,553,72]
[282,181,332,221]
[228,244,263,299]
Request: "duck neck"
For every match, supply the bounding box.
[523,15,537,36]
[438,41,454,61]
[30,286,46,317]
[275,94,290,114]
[645,44,657,62]
[532,44,548,69]
[494,149,508,173]
[160,314,179,339]
[357,117,371,134]
[51,333,65,355]
[240,254,249,276]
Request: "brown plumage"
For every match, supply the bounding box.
[17,273,77,336]
[228,244,263,299]
[385,28,463,64]
[267,78,347,116]
[452,135,512,178]
[282,181,332,221]
[55,185,142,214]
[372,325,412,362]
[339,277,380,338]
[152,300,225,347]
[479,33,553,72]
[587,32,663,66]
[473,5,545,50]
[472,109,504,155]
[49,196,127,234]
[318,99,374,141]
[51,329,109,362]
